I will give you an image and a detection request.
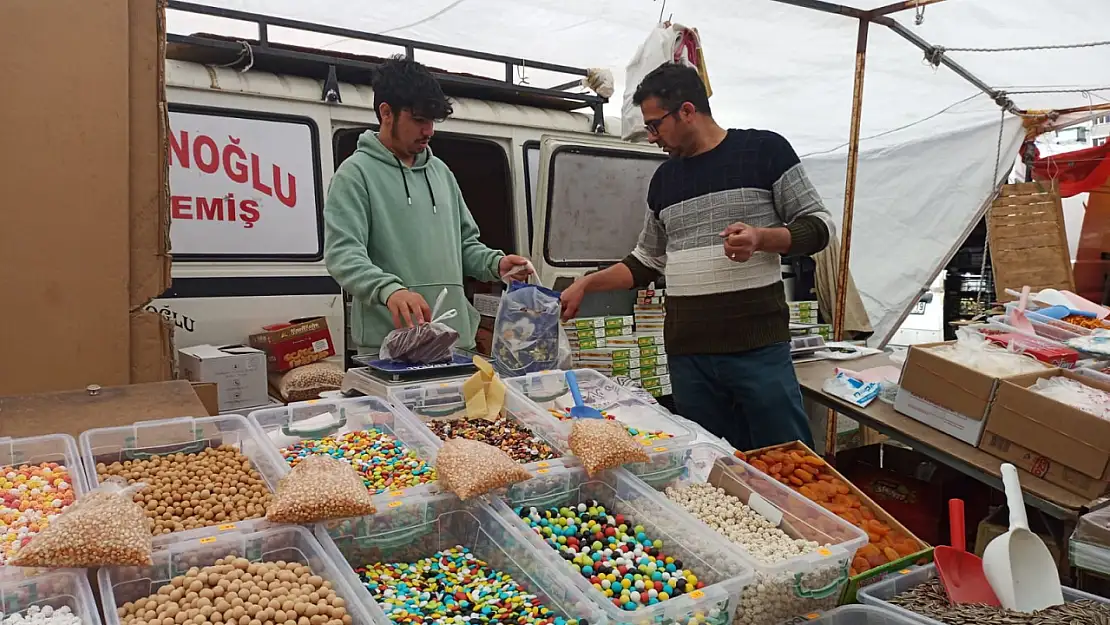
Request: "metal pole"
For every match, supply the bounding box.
[826,18,870,457]
[869,0,948,17]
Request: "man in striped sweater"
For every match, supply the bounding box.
[560,63,833,450]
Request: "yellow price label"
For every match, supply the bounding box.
[537,469,550,474]
[899,569,912,575]
[653,446,667,452]
[641,440,653,446]
[817,547,832,557]
[389,490,406,497]
[218,524,236,531]
[388,501,403,508]
[537,462,550,468]
[199,537,216,544]
[805,613,821,620]
[688,590,705,600]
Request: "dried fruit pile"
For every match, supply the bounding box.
[741,446,923,576]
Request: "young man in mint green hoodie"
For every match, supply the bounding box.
[324,56,531,355]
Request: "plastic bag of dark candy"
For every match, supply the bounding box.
[491,281,571,376]
[379,288,460,364]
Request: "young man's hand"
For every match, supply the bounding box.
[498,254,533,280]
[560,279,587,321]
[386,289,432,328]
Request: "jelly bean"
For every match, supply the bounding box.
[280,429,435,495]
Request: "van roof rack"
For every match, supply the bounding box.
[165,1,608,132]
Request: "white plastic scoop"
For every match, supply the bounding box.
[982,463,1064,612]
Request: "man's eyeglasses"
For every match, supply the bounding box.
[644,108,681,134]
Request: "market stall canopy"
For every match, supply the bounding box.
[169,0,1108,344]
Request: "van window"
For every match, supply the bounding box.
[543,146,665,266]
[168,105,324,261]
[332,128,516,256]
[523,141,541,253]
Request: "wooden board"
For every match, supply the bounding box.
[988,182,1075,302]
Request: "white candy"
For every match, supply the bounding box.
[2,605,82,625]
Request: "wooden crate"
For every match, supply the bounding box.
[739,440,933,604]
[988,181,1075,302]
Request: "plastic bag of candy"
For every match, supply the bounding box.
[491,281,571,376]
[267,455,377,523]
[380,288,460,364]
[11,478,153,567]
[435,438,532,500]
[568,419,650,477]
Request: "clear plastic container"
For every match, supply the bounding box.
[314,494,605,625]
[490,464,754,625]
[504,368,694,452]
[79,415,287,543]
[388,379,569,474]
[809,605,920,624]
[625,442,869,625]
[1002,304,1095,342]
[248,397,442,506]
[857,564,1109,624]
[0,569,101,625]
[0,434,89,565]
[98,525,385,625]
[1077,365,1110,387]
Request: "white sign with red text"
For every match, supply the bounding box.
[169,111,319,257]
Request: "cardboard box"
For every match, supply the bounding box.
[980,431,1110,500]
[895,342,1044,446]
[179,345,268,412]
[248,317,335,372]
[982,368,1110,483]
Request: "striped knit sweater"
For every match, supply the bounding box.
[622,129,833,356]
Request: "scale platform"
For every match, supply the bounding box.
[790,334,826,361]
[340,353,477,398]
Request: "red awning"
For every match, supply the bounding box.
[1031,141,1110,197]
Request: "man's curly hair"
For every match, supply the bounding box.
[372,55,453,122]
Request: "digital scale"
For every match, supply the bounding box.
[789,333,827,362]
[339,353,477,398]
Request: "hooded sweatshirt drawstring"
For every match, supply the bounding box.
[393,153,438,214]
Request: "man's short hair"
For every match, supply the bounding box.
[372,55,453,122]
[632,63,711,115]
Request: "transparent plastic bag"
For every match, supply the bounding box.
[435,438,532,500]
[1030,375,1110,420]
[10,478,153,567]
[491,281,571,376]
[379,288,460,364]
[267,455,376,523]
[568,419,650,477]
[927,328,1048,377]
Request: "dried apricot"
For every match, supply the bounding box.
[867,520,890,535]
[894,540,920,557]
[802,455,826,467]
[788,476,804,487]
[883,547,900,562]
[816,473,835,482]
[852,556,871,572]
[781,461,796,476]
[750,459,769,473]
[859,506,875,521]
[767,450,788,462]
[867,531,882,543]
[769,462,783,475]
[794,468,814,482]
[865,552,888,567]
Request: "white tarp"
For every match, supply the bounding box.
[168,0,1107,343]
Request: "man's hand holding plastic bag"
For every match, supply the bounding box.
[380,288,460,364]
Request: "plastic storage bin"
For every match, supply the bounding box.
[809,605,919,624]
[0,434,89,565]
[626,442,868,625]
[0,569,102,625]
[79,415,286,543]
[99,525,384,625]
[504,368,694,452]
[490,464,754,625]
[315,494,605,625]
[858,564,1109,624]
[388,379,569,474]
[1001,304,1094,343]
[249,396,442,505]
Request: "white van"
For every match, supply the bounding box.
[153,3,671,364]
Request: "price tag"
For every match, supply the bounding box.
[390,490,406,497]
[653,446,667,452]
[537,462,550,468]
[388,501,403,508]
[805,613,821,620]
[219,524,236,531]
[817,547,832,557]
[688,590,705,600]
[538,469,550,474]
[200,537,216,544]
[747,493,783,527]
[899,569,912,575]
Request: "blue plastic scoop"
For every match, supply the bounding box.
[1036,305,1096,320]
[565,371,604,419]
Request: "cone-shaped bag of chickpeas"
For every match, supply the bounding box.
[266,455,376,523]
[11,477,154,567]
[435,438,532,500]
[568,419,650,476]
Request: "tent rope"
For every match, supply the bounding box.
[935,40,1110,54]
[1005,86,1110,95]
[977,108,1008,308]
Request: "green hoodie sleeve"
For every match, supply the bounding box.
[323,167,406,305]
[451,172,504,283]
